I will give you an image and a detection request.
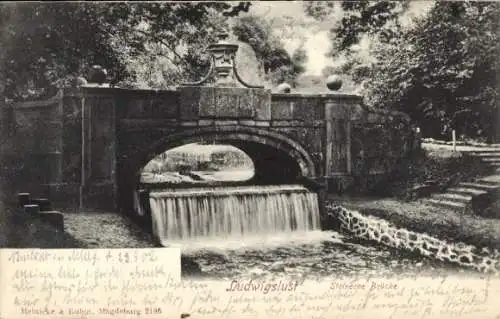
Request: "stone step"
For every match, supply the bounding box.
[484,162,500,166]
[431,193,472,203]
[447,187,489,197]
[476,176,500,184]
[470,149,500,152]
[473,153,500,158]
[480,157,500,162]
[422,198,468,210]
[458,182,500,191]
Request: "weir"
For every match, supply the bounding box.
[147,185,320,245]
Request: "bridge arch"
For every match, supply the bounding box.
[117,125,317,213]
[138,126,315,179]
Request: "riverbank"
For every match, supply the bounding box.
[328,194,500,251]
[2,189,498,278]
[330,142,500,252]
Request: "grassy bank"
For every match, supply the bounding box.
[329,195,500,251]
[374,147,495,200]
[0,203,88,248]
[331,146,500,250]
[0,178,86,248]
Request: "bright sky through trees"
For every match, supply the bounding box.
[247,1,434,76]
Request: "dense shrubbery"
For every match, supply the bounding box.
[232,15,307,87]
[306,1,500,141]
[0,2,251,102]
[380,149,495,200]
[369,2,499,140]
[0,2,307,103]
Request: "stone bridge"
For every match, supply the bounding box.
[0,34,416,212]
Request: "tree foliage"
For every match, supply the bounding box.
[0,2,251,102]
[304,1,408,58]
[231,15,307,87]
[304,1,410,92]
[306,1,500,140]
[368,2,500,140]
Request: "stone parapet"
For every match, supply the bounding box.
[178,86,272,120]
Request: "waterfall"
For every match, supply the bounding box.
[148,185,321,246]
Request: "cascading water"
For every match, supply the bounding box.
[148,185,321,247]
[134,183,497,279]
[133,189,146,217]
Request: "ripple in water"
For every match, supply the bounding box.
[181,231,468,280]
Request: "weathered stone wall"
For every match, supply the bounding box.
[179,86,271,120]
[270,94,326,179]
[349,109,416,192]
[0,92,64,203]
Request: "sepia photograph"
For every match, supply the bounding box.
[1,1,499,315]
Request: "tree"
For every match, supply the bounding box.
[368,2,500,140]
[306,1,409,53]
[0,2,251,102]
[306,1,499,141]
[231,15,307,87]
[0,3,117,101]
[270,46,308,86]
[304,1,410,84]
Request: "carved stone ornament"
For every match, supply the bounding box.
[181,30,263,89]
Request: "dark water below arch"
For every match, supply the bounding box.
[138,184,474,280]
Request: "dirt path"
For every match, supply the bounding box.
[0,199,156,249]
[422,142,500,152]
[63,213,156,248]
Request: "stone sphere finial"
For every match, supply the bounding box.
[326,74,343,91]
[276,82,291,93]
[88,65,108,85]
[75,76,88,87]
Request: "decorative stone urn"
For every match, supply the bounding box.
[177,30,269,120]
[181,30,263,89]
[206,31,239,87]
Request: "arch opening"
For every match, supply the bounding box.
[140,143,256,186]
[118,127,318,229]
[132,135,313,193]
